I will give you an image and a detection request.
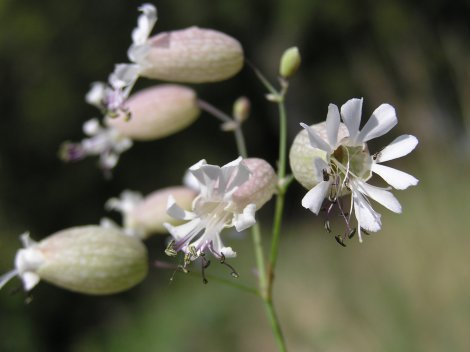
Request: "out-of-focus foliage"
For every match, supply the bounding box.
[1,0,469,351]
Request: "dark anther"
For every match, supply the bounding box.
[335,235,346,247]
[322,169,330,182]
[348,228,356,239]
[324,220,331,233]
[219,253,239,278]
[361,228,371,236]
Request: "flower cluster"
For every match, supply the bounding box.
[1,2,419,303]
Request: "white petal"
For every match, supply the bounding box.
[371,163,419,190]
[105,190,142,213]
[109,64,140,89]
[99,217,121,230]
[19,232,36,248]
[312,157,330,183]
[83,119,101,136]
[301,180,331,214]
[357,104,397,143]
[210,234,237,258]
[376,135,418,163]
[220,247,237,258]
[164,218,201,241]
[340,98,363,141]
[353,191,382,235]
[300,123,332,152]
[167,195,196,221]
[326,104,340,148]
[225,160,251,194]
[356,181,402,213]
[183,170,201,192]
[189,160,210,191]
[85,82,106,107]
[132,4,157,45]
[233,203,256,231]
[0,269,18,290]
[21,272,40,291]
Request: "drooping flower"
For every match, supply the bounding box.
[105,187,197,239]
[0,226,148,294]
[59,118,132,174]
[86,4,157,116]
[87,4,244,117]
[164,157,276,271]
[62,85,201,174]
[290,98,418,243]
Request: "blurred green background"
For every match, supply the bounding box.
[1,0,469,351]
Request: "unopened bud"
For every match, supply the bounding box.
[289,122,348,189]
[233,158,277,211]
[106,85,200,141]
[107,187,197,239]
[233,96,250,123]
[139,27,244,83]
[279,47,301,78]
[1,226,148,295]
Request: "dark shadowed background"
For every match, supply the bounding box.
[1,0,469,351]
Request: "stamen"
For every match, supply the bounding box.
[334,235,346,247]
[324,220,331,233]
[219,253,239,278]
[201,254,211,284]
[165,240,177,257]
[348,228,356,239]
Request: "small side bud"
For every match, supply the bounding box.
[232,96,250,123]
[1,226,148,295]
[279,47,301,79]
[106,85,200,141]
[138,27,244,83]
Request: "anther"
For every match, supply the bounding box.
[219,253,239,278]
[322,169,330,182]
[165,240,177,257]
[335,235,346,247]
[324,220,331,233]
[348,228,356,239]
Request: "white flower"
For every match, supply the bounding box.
[164,157,256,265]
[0,233,44,291]
[86,4,157,115]
[299,98,418,243]
[60,118,132,174]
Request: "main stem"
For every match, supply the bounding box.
[250,66,289,351]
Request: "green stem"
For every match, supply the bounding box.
[251,223,267,293]
[264,299,287,352]
[197,99,248,158]
[249,64,289,351]
[267,101,287,294]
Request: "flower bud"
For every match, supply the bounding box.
[289,122,349,189]
[233,96,250,123]
[2,226,148,295]
[279,47,301,78]
[107,187,197,239]
[138,27,244,83]
[106,85,200,141]
[233,158,277,211]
